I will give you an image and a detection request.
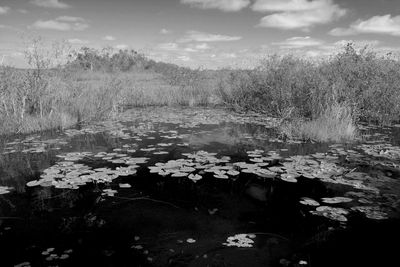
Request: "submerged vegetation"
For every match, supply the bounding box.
[1,38,400,141]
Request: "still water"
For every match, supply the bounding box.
[1,108,399,267]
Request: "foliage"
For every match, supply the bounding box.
[218,43,400,126]
[67,47,148,72]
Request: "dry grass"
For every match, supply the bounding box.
[280,103,358,142]
[0,111,76,135]
[72,71,219,108]
[0,67,220,136]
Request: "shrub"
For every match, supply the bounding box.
[218,43,400,125]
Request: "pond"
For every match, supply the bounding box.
[1,107,399,267]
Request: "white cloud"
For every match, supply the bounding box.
[252,0,332,12]
[68,38,89,45]
[0,6,10,14]
[157,43,179,51]
[178,30,242,42]
[329,27,355,36]
[181,43,212,52]
[18,9,28,14]
[114,44,129,50]
[330,15,400,36]
[194,43,211,50]
[102,35,116,41]
[184,47,197,52]
[56,16,85,22]
[30,16,89,31]
[30,0,70,9]
[177,55,191,61]
[160,28,171,34]
[254,0,346,30]
[273,36,324,48]
[181,0,250,12]
[221,53,237,58]
[31,20,71,31]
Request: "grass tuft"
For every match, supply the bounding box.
[280,103,358,142]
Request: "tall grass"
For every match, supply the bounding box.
[280,103,358,142]
[0,66,218,135]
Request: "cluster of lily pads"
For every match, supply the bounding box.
[357,143,400,161]
[0,185,13,195]
[145,144,398,222]
[2,107,398,227]
[42,247,73,261]
[299,197,356,222]
[223,233,256,248]
[148,150,234,181]
[301,197,389,222]
[57,151,150,167]
[293,143,400,221]
[310,206,349,222]
[26,150,144,189]
[351,206,389,220]
[149,149,286,183]
[1,136,68,155]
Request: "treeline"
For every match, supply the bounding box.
[67,47,149,72]
[68,46,208,88]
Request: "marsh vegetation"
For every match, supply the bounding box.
[1,40,400,140]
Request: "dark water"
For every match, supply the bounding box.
[0,108,399,267]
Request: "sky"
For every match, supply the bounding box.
[1,0,400,68]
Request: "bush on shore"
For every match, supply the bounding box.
[218,44,400,125]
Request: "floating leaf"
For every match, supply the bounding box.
[223,234,255,248]
[280,173,297,183]
[188,173,202,182]
[300,197,320,206]
[321,197,353,204]
[119,183,131,188]
[311,206,348,222]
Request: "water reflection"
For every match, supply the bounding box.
[0,108,399,266]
